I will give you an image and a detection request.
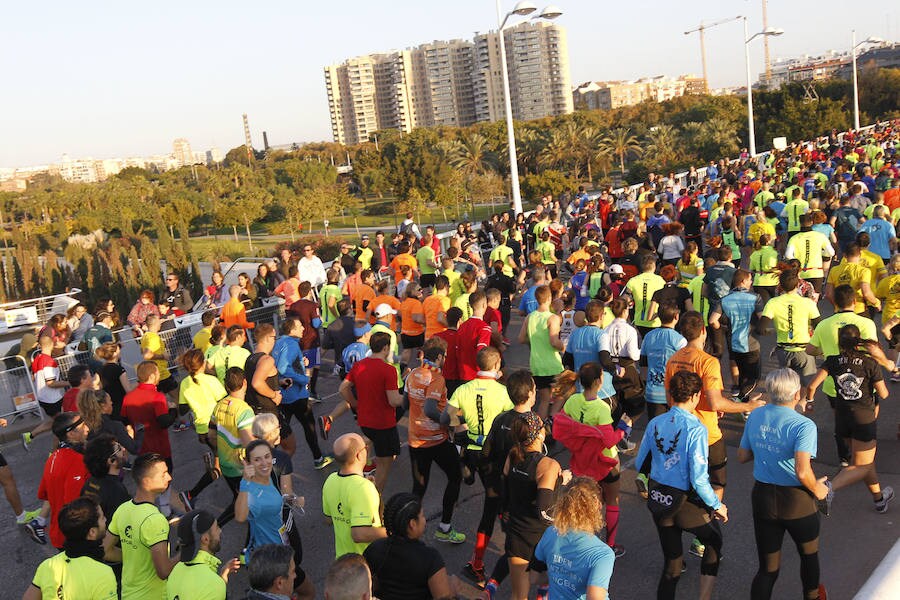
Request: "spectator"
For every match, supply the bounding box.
[162,272,194,313]
[298,244,327,288]
[204,271,229,308]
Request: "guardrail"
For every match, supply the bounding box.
[0,354,41,422]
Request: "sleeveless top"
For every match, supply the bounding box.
[505,451,555,533]
[559,310,576,347]
[722,229,740,260]
[244,352,279,415]
[527,310,564,377]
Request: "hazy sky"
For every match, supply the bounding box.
[2,0,896,166]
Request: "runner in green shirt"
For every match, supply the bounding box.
[319,269,343,328]
[167,510,240,600]
[625,254,665,332]
[489,234,515,277]
[209,368,256,479]
[26,497,118,600]
[447,347,514,451]
[518,285,564,418]
[107,454,179,600]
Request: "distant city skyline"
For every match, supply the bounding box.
[1,0,897,167]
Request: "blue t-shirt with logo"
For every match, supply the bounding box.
[567,325,615,398]
[858,218,893,259]
[640,327,686,404]
[719,289,762,354]
[534,527,615,600]
[740,404,817,487]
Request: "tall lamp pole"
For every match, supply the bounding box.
[851,31,884,131]
[744,18,783,156]
[496,1,563,215]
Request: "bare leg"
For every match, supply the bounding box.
[280,432,297,457]
[373,456,395,494]
[536,388,551,420]
[699,575,716,600]
[0,466,24,515]
[830,440,878,496]
[509,557,531,600]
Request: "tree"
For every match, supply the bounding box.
[520,170,573,202]
[644,125,681,170]
[603,128,643,173]
[447,133,498,177]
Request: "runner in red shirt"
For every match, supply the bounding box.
[434,307,463,398]
[37,412,90,548]
[121,362,176,460]
[338,331,403,494]
[60,365,97,413]
[456,291,493,381]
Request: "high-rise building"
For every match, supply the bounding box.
[324,22,571,144]
[172,138,193,167]
[473,21,573,123]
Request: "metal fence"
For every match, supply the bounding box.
[0,355,40,421]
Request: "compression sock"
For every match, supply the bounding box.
[471,532,490,569]
[439,522,451,533]
[309,368,319,395]
[489,553,510,584]
[606,505,620,547]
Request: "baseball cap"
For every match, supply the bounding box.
[608,264,624,275]
[373,303,397,318]
[176,510,216,562]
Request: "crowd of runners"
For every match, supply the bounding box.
[9,121,900,600]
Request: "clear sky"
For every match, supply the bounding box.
[1,0,896,167]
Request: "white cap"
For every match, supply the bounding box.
[373,303,397,318]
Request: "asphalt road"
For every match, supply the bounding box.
[3,307,898,599]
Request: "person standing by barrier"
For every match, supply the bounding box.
[738,368,830,600]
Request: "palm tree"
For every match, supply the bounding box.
[447,133,498,177]
[703,118,740,159]
[538,129,571,173]
[644,125,681,170]
[603,127,643,173]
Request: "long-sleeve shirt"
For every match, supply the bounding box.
[271,336,309,404]
[297,256,327,287]
[636,406,721,510]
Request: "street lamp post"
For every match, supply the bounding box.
[743,18,783,157]
[496,1,563,216]
[851,30,885,131]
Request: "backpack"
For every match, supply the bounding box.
[399,220,414,236]
[834,208,857,240]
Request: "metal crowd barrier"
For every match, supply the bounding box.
[0,355,41,421]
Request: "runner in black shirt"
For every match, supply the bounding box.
[485,262,518,334]
[807,324,892,513]
[81,434,130,527]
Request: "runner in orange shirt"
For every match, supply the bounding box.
[390,242,419,284]
[351,269,376,322]
[367,279,401,330]
[399,282,425,368]
[423,276,451,338]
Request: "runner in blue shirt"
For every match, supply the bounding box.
[639,303,686,420]
[738,368,831,600]
[636,370,727,600]
[534,478,615,600]
[563,301,616,400]
[710,269,763,399]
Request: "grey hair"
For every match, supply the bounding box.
[252,413,280,443]
[325,553,372,600]
[248,544,294,591]
[765,368,802,405]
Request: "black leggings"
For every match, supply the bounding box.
[409,441,462,524]
[280,401,323,460]
[750,483,821,600]
[216,475,243,527]
[654,501,723,600]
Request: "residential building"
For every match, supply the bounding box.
[324,21,572,144]
[762,42,898,88]
[573,75,705,111]
[172,138,194,167]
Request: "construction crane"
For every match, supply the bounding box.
[684,15,743,93]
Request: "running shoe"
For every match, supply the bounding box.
[839,457,850,468]
[462,464,476,485]
[612,544,626,558]
[434,527,466,544]
[689,538,705,558]
[25,520,47,545]
[172,422,190,432]
[16,508,42,525]
[891,370,900,384]
[635,473,649,499]
[462,561,486,589]
[317,415,333,440]
[617,439,636,454]
[818,480,834,517]
[308,394,321,403]
[178,491,194,512]
[363,462,377,480]
[483,579,499,600]
[314,455,335,470]
[818,583,828,599]
[875,486,895,513]
[536,584,550,600]
[21,432,32,451]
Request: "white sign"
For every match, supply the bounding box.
[773,137,788,151]
[3,307,39,329]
